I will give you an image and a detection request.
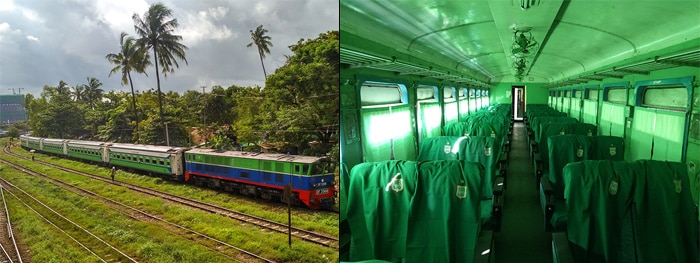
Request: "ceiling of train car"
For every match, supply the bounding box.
[340,0,700,85]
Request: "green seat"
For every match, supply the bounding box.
[417,136,501,225]
[590,136,625,161]
[634,160,699,262]
[346,161,419,262]
[563,160,641,261]
[444,122,471,137]
[418,136,500,198]
[407,160,484,262]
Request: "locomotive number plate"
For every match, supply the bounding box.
[316,188,329,195]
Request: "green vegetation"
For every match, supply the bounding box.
[23,24,339,157]
[2,148,338,262]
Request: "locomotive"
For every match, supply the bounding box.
[19,135,336,210]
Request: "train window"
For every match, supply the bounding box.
[263,161,272,171]
[587,89,599,100]
[160,160,165,166]
[241,172,249,178]
[294,165,301,173]
[606,88,627,104]
[360,82,406,106]
[573,90,581,98]
[417,85,437,100]
[641,85,688,110]
[302,165,309,175]
[443,87,454,100]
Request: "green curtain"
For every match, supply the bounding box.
[629,108,655,161]
[562,97,571,116]
[459,98,469,121]
[582,100,598,125]
[651,110,685,162]
[444,101,459,125]
[570,99,582,121]
[361,105,416,162]
[469,97,477,112]
[599,102,626,137]
[419,102,443,141]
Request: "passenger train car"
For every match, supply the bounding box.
[18,135,336,210]
[339,1,700,262]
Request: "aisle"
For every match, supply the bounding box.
[494,122,552,263]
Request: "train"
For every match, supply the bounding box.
[18,135,336,210]
[339,1,699,263]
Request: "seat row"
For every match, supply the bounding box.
[344,160,494,263]
[553,159,699,262]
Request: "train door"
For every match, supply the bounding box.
[512,86,525,121]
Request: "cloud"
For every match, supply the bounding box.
[0,0,339,96]
[179,6,234,46]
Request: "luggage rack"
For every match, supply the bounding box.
[545,47,700,88]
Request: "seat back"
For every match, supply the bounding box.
[563,160,699,262]
[345,160,485,262]
[418,136,498,198]
[563,160,641,262]
[346,161,419,261]
[590,136,625,161]
[547,135,593,196]
[407,160,484,262]
[634,160,699,262]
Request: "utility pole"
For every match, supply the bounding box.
[17,88,24,94]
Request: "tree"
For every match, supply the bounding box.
[83,77,104,110]
[247,25,273,79]
[256,31,339,155]
[133,2,189,146]
[106,32,150,143]
[56,80,70,96]
[73,85,85,102]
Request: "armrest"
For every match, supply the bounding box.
[540,177,556,232]
[540,176,554,195]
[493,176,504,197]
[552,232,575,263]
[473,230,494,263]
[534,153,543,190]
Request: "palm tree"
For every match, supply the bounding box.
[56,80,70,95]
[83,77,104,110]
[133,2,188,145]
[106,32,150,143]
[247,25,273,79]
[72,85,85,102]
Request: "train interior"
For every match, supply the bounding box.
[339,1,700,262]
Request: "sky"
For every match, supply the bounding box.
[0,0,338,96]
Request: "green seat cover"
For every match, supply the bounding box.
[346,161,419,262]
[547,134,593,196]
[407,160,484,262]
[444,123,471,137]
[634,160,699,263]
[569,123,597,137]
[591,136,625,161]
[564,160,640,262]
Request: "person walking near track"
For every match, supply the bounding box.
[111,166,116,182]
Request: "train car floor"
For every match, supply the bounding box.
[494,122,552,263]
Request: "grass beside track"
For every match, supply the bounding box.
[3,144,339,262]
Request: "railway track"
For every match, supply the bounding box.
[0,188,23,263]
[3,147,339,249]
[0,176,137,263]
[0,156,274,263]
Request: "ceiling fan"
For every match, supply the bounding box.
[511,30,539,57]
